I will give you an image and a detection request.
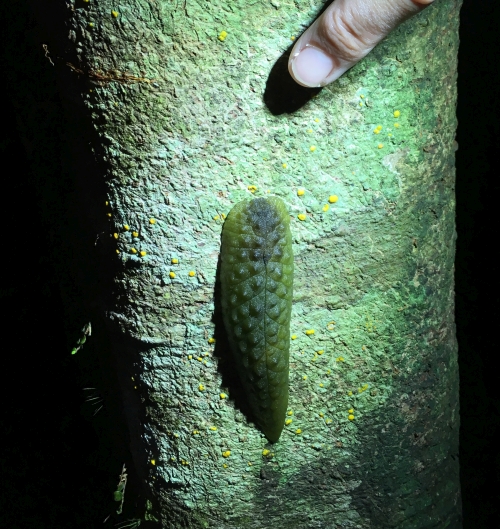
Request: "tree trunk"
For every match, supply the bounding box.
[56,0,462,526]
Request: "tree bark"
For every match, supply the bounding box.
[55,0,462,526]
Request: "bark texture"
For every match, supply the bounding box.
[59,0,462,527]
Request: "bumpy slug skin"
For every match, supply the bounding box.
[220,197,293,442]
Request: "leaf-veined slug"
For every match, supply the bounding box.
[220,196,293,442]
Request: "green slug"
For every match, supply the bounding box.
[220,196,293,442]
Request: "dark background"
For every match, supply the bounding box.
[0,0,498,527]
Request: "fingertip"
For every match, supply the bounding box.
[289,45,336,88]
[288,0,435,89]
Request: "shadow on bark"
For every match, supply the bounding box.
[263,49,322,115]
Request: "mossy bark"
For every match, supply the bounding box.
[59,0,462,527]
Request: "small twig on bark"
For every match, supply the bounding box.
[66,63,155,85]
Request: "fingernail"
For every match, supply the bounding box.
[290,45,335,87]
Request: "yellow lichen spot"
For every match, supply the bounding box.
[83,0,90,3]
[327,321,335,330]
[209,426,217,431]
[348,391,353,396]
[309,145,316,152]
[222,463,228,468]
[197,357,203,362]
[222,450,231,458]
[140,251,147,257]
[132,231,139,237]
[394,123,400,128]
[326,369,331,375]
[358,387,363,393]
[297,189,305,197]
[130,248,137,254]
[285,418,293,425]
[88,22,94,28]
[322,204,330,212]
[213,215,220,221]
[317,350,324,355]
[188,270,196,277]
[247,185,257,193]
[219,392,227,399]
[302,375,307,380]
[123,224,129,231]
[149,218,156,224]
[377,143,384,149]
[348,414,355,421]
[113,233,119,240]
[218,30,228,41]
[295,429,302,435]
[348,408,354,414]
[198,384,205,391]
[287,410,293,416]
[319,383,324,388]
[319,412,324,417]
[208,337,216,344]
[170,457,175,462]
[105,201,109,206]
[360,94,365,99]
[297,213,306,221]
[314,118,320,122]
[192,430,200,435]
[282,163,288,169]
[305,329,315,336]
[325,418,332,424]
[116,249,120,255]
[188,355,193,360]
[307,129,313,133]
[336,356,345,362]
[363,383,369,390]
[359,102,363,107]
[291,334,297,340]
[328,195,338,204]
[111,10,119,18]
[393,110,401,118]
[169,271,176,279]
[107,212,112,218]
[151,459,156,466]
[171,258,178,264]
[262,449,271,456]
